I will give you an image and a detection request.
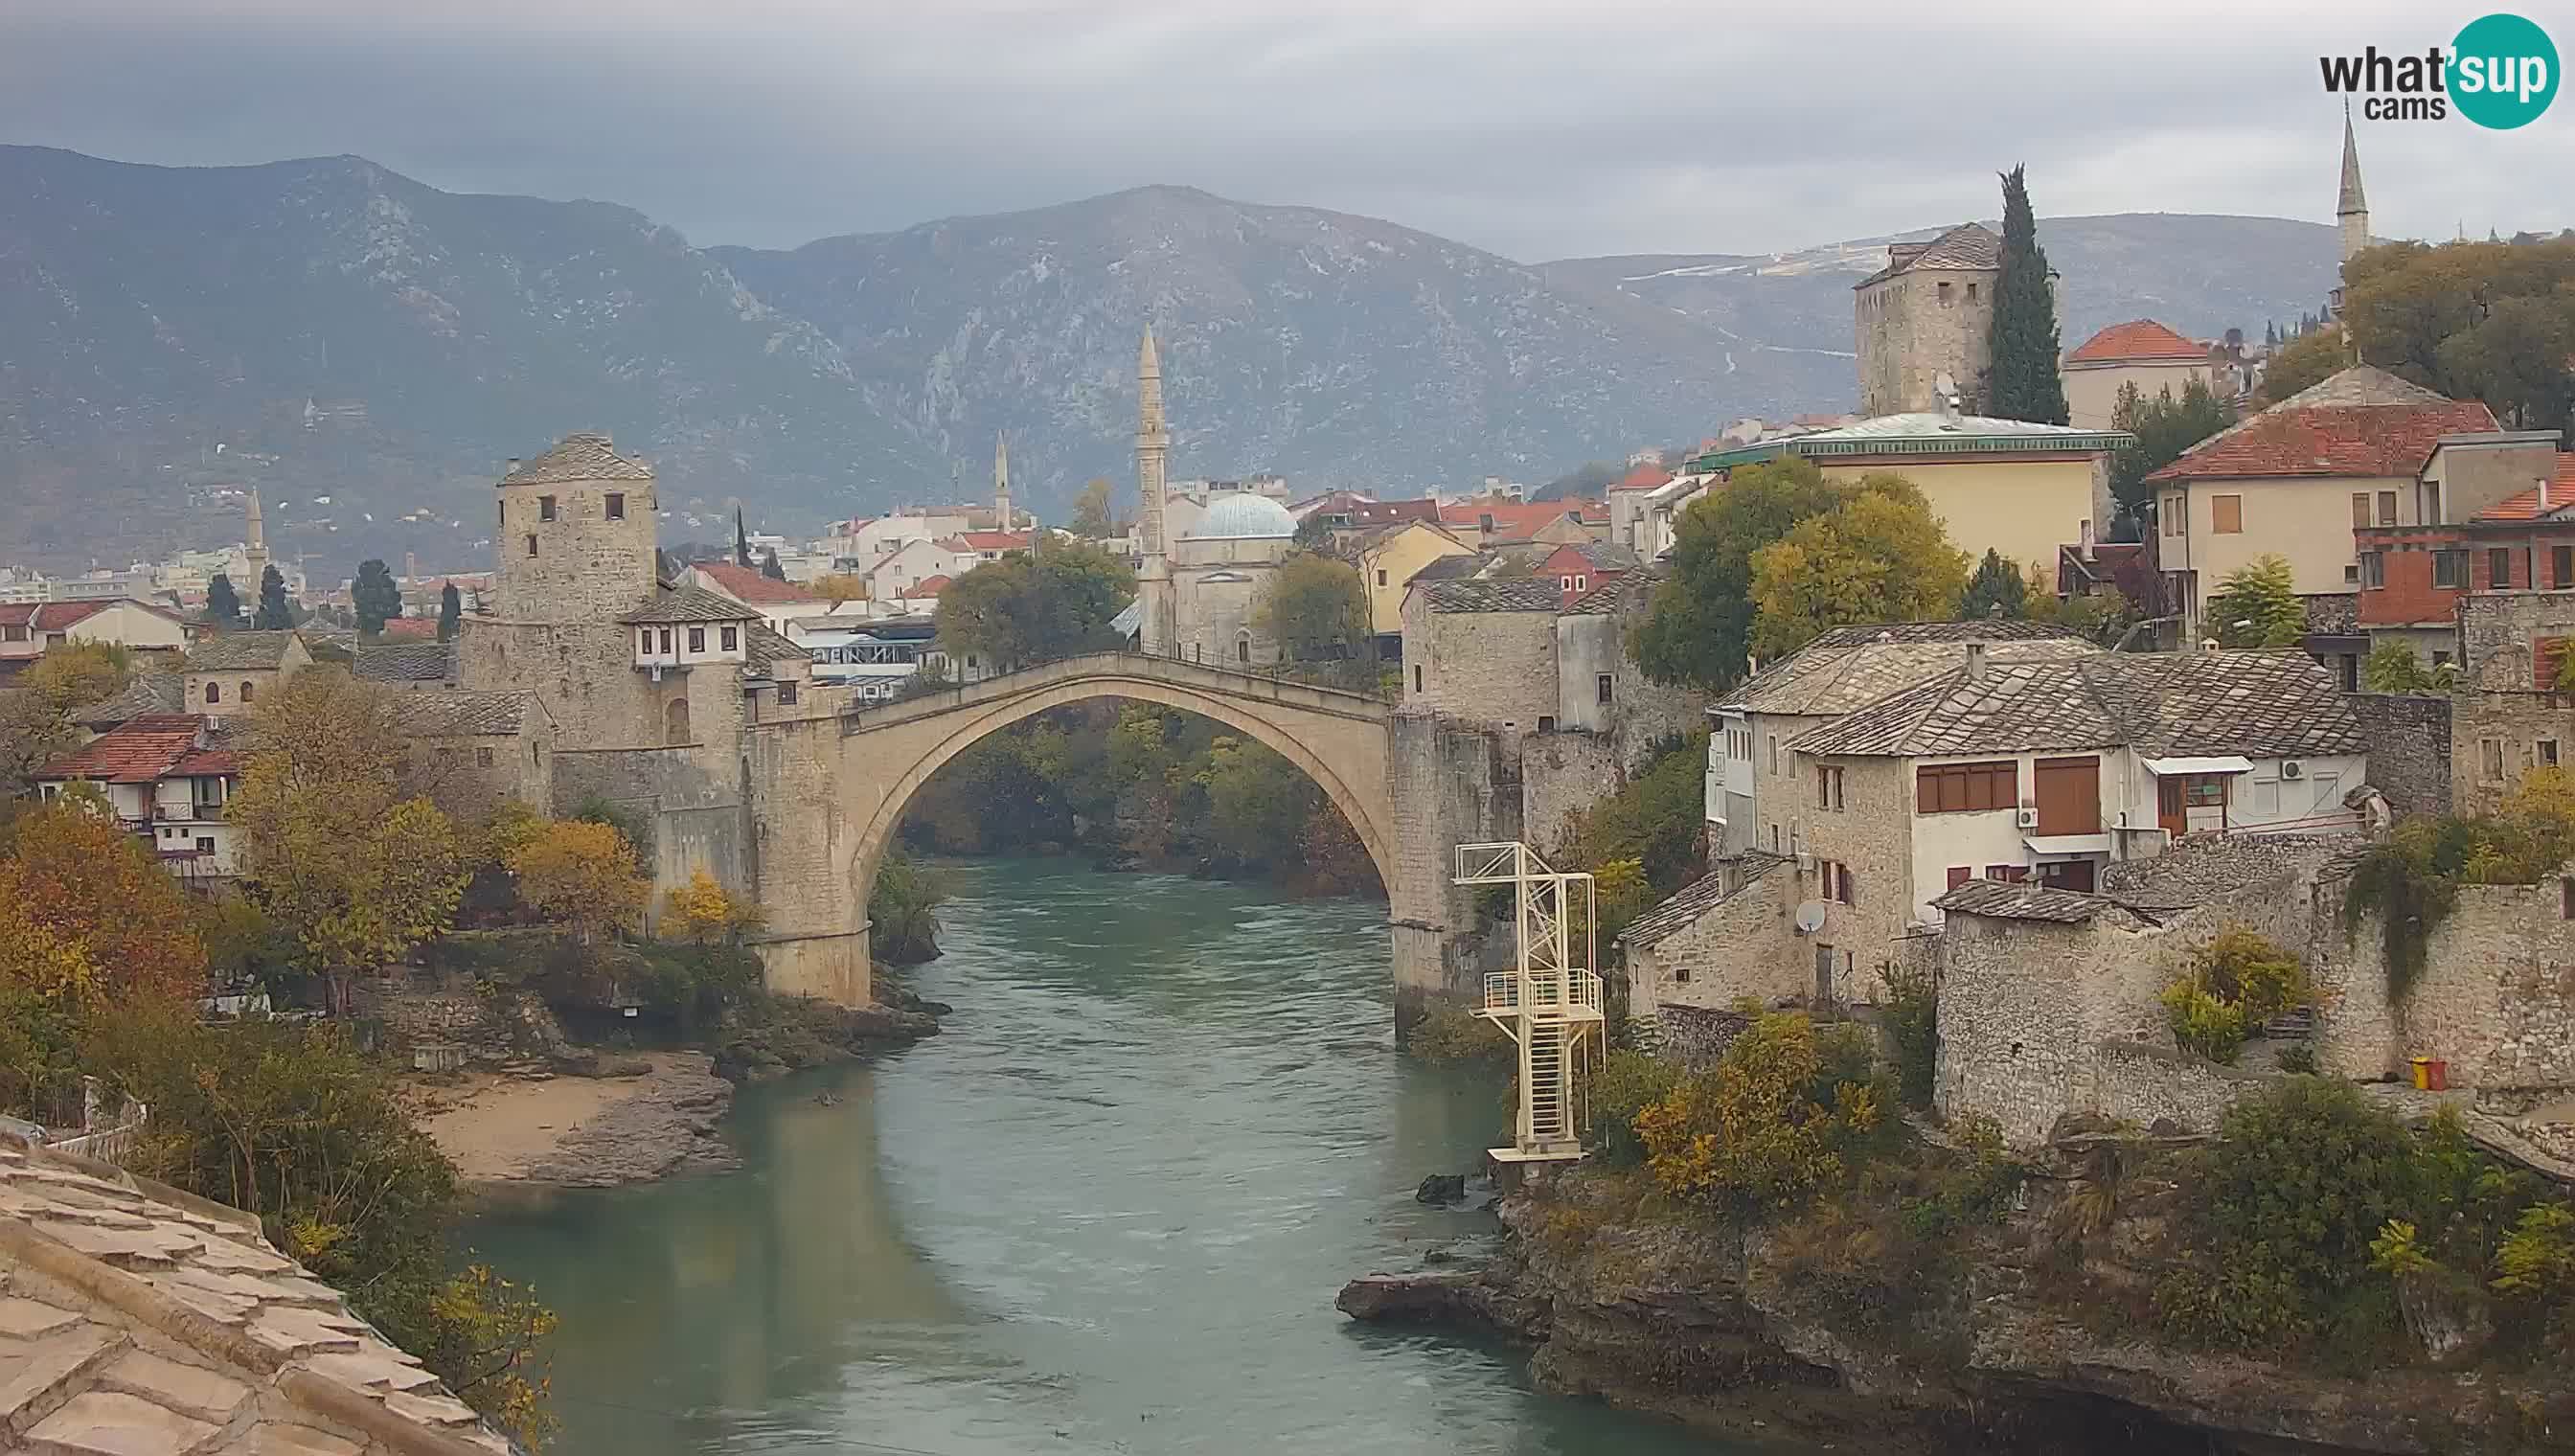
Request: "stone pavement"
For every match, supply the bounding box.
[0,1136,513,1455]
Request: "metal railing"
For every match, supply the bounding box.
[1483,969,1605,1016]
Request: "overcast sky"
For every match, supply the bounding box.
[6,1,2569,261]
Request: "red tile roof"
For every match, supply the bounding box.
[0,602,111,632]
[908,575,953,598]
[1437,498,1602,541]
[694,560,822,604]
[1347,498,1439,526]
[948,531,1034,554]
[376,616,440,640]
[2067,319,2206,365]
[2469,456,2575,522]
[1612,463,1675,492]
[2146,368,2496,484]
[32,714,214,784]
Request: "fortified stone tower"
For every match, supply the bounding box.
[1853,221,2001,416]
[490,432,658,623]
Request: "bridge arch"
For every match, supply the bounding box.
[804,654,1409,1009]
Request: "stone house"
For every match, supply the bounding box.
[1684,411,2130,587]
[2442,591,2575,817]
[863,535,971,603]
[1435,497,1607,549]
[2352,432,2570,664]
[2146,367,2496,644]
[1537,540,1638,608]
[30,713,242,879]
[1605,460,1674,557]
[1854,222,2004,417]
[2060,319,2212,431]
[180,630,312,717]
[392,689,557,824]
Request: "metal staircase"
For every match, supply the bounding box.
[1456,841,1607,1163]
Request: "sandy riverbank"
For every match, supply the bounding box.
[409,1051,738,1190]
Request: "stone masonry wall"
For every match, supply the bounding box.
[355,976,572,1066]
[1633,863,1802,1013]
[1521,730,1624,856]
[2090,1040,2259,1133]
[1934,909,2176,1147]
[2314,876,2575,1088]
[1401,595,1560,727]
[1388,712,1521,1026]
[2346,694,2452,816]
[2450,689,2575,819]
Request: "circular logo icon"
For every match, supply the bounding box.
[2452,12,2559,129]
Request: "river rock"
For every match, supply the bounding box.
[520,1053,739,1187]
[1414,1174,1467,1206]
[1335,1271,1486,1323]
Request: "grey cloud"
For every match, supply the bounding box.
[3,0,2565,260]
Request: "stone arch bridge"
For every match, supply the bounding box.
[741,653,1502,1030]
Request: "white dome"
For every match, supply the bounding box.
[1186,493,1296,540]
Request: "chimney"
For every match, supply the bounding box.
[1966,642,1988,681]
[504,458,520,475]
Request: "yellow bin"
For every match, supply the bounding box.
[2409,1057,2449,1091]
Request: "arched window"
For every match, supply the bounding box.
[1236,633,1251,664]
[239,681,256,702]
[205,682,220,704]
[665,697,692,745]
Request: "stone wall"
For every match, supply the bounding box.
[356,976,572,1066]
[550,741,750,917]
[2314,876,2575,1088]
[1388,712,1522,1022]
[2089,1040,2259,1132]
[1933,907,2176,1147]
[2450,688,2575,818]
[1857,264,1996,417]
[1521,730,1623,856]
[1792,755,1917,1000]
[2461,589,2575,684]
[1401,593,1559,727]
[2346,694,2452,816]
[1632,860,1803,1012]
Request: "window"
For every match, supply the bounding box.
[239,681,255,702]
[2377,490,2397,526]
[1560,576,1574,592]
[196,837,215,854]
[2564,878,2575,921]
[1767,737,1780,775]
[1966,283,1978,303]
[778,681,800,707]
[525,535,538,557]
[2540,638,2568,690]
[1236,637,1251,663]
[1946,866,1971,891]
[1916,760,2017,813]
[688,626,706,652]
[2345,563,2360,583]
[1574,576,1588,593]
[2542,740,2563,769]
[2491,548,2514,589]
[497,501,505,528]
[2556,545,2574,589]
[1413,665,1424,693]
[205,682,220,704]
[666,698,691,744]
[538,494,557,522]
[2210,495,2243,534]
[2351,492,2372,529]
[2434,550,2467,588]
[2482,737,2506,784]
[1596,673,1614,705]
[720,626,738,651]
[476,747,494,768]
[1938,281,1953,304]
[1770,824,1780,853]
[1815,860,1854,904]
[659,627,673,653]
[2163,495,2182,536]
[2183,776,2226,808]
[1674,963,1691,984]
[1376,569,1388,587]
[2359,553,2385,587]
[1984,864,2029,884]
[639,629,654,654]
[605,491,625,520]
[1537,716,1555,733]
[1815,764,1844,810]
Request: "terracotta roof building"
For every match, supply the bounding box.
[2062,319,2213,430]
[31,715,244,877]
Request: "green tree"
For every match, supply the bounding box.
[252,563,293,629]
[1746,475,1971,659]
[935,539,1134,671]
[2335,238,2575,432]
[2259,326,2348,404]
[2435,294,2575,433]
[1070,477,1116,539]
[1985,165,2069,423]
[1255,553,1371,676]
[436,582,461,641]
[869,852,946,965]
[1630,457,1847,689]
[2204,554,2304,648]
[2361,641,2449,694]
[352,558,402,636]
[1291,511,1337,553]
[2109,377,2237,528]
[204,571,242,627]
[1957,548,2030,620]
[1195,735,1312,872]
[761,546,787,581]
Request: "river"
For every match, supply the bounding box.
[465,858,1775,1456]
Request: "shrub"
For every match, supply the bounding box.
[1635,1011,1885,1213]
[1407,1001,1511,1064]
[2161,981,2249,1063]
[1880,962,1939,1109]
[2163,928,2304,1064]
[869,852,946,966]
[1589,1049,1682,1165]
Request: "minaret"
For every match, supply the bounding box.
[993,431,1012,531]
[2336,104,2370,269]
[1135,324,1174,656]
[242,488,270,592]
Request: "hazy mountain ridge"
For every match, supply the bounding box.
[0,148,2342,572]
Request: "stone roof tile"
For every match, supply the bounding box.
[1422,579,1566,614]
[498,432,653,486]
[620,584,762,625]
[352,643,453,685]
[1855,222,2001,287]
[184,631,302,672]
[1619,853,1786,948]
[390,690,534,738]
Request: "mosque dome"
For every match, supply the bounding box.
[1187,493,1297,540]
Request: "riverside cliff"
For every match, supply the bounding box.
[1342,1140,2575,1455]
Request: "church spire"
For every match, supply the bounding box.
[1134,323,1174,657]
[2336,102,2370,265]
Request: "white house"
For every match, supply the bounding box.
[31,714,243,878]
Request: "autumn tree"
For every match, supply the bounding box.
[1070,477,1116,539]
[436,582,461,641]
[23,641,133,715]
[2108,377,2236,528]
[507,818,649,944]
[1957,548,2030,620]
[205,571,242,627]
[2336,238,2575,432]
[0,691,77,805]
[353,558,402,636]
[662,869,765,945]
[2361,641,2450,694]
[2258,326,2348,404]
[1986,165,2069,423]
[1630,457,1847,689]
[2204,554,2304,648]
[229,669,467,1013]
[1255,553,1371,677]
[813,573,870,606]
[1746,475,1970,659]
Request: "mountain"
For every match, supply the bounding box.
[0,146,917,570]
[0,146,2346,574]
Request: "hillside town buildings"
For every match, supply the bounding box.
[2062,319,2216,430]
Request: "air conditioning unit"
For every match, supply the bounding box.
[2016,807,2039,829]
[649,664,664,683]
[1793,851,1814,873]
[2282,761,2304,780]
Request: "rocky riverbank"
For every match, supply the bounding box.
[413,1051,739,1191]
[1340,1153,2575,1456]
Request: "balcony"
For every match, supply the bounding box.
[1482,969,1605,1021]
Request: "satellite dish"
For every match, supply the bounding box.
[1793,901,1828,936]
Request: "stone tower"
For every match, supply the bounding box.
[1852,222,2001,417]
[993,431,1012,531]
[242,487,269,591]
[2336,105,2370,267]
[1135,325,1175,655]
[490,432,659,624]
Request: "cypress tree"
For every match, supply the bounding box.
[253,565,293,630]
[1985,165,2069,424]
[735,509,752,568]
[353,558,402,635]
[204,572,241,627]
[760,547,786,581]
[437,582,462,641]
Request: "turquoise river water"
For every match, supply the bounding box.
[465,858,1787,1456]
